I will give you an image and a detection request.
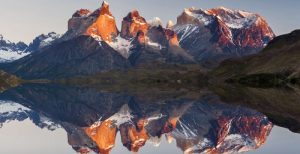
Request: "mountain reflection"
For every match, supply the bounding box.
[0,84,274,154]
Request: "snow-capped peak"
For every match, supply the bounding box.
[103,0,109,6]
[205,7,259,29]
[0,34,29,63]
[180,6,260,29]
[148,17,163,27]
[181,7,213,26]
[166,20,174,29]
[26,32,61,52]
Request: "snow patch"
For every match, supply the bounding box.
[109,35,133,58]
[166,20,174,29]
[107,104,133,127]
[183,7,258,29]
[147,41,162,50]
[0,100,60,130]
[184,8,213,25]
[174,24,199,43]
[0,100,30,113]
[0,49,29,63]
[38,32,61,48]
[148,17,163,27]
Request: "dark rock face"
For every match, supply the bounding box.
[173,7,275,67]
[2,36,130,79]
[129,45,195,66]
[129,25,195,66]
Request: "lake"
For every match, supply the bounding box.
[0,83,299,154]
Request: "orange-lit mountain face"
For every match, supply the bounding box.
[121,10,149,39]
[65,3,275,68]
[67,2,182,49]
[67,1,118,42]
[85,2,118,42]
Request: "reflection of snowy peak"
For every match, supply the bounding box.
[0,101,60,130]
[0,100,31,127]
[170,103,273,154]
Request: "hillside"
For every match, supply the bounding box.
[211,30,300,86]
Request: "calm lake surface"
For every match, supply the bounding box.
[0,83,299,154]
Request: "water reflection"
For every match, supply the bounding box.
[0,83,298,153]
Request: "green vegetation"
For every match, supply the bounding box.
[57,63,208,94]
[0,70,21,92]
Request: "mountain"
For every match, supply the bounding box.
[128,17,195,65]
[211,30,300,85]
[1,1,194,79]
[172,7,275,67]
[2,36,130,79]
[25,32,61,52]
[0,35,29,62]
[0,32,60,63]
[0,2,275,79]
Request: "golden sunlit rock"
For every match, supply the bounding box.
[85,120,117,154]
[121,10,149,39]
[85,1,118,42]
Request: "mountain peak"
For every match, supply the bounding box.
[0,34,29,62]
[72,9,91,17]
[148,17,163,27]
[66,1,118,42]
[166,20,174,29]
[174,6,275,66]
[121,10,148,39]
[26,32,61,52]
[127,10,142,19]
[99,1,112,16]
[85,1,118,42]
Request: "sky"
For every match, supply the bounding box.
[0,0,299,43]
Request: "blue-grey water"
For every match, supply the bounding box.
[0,83,299,154]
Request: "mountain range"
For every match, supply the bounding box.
[0,1,275,79]
[0,32,60,63]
